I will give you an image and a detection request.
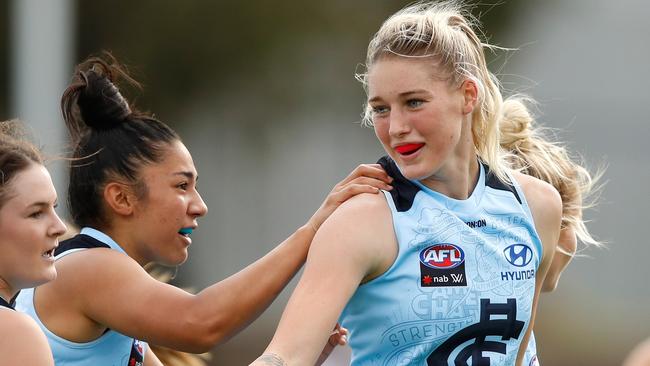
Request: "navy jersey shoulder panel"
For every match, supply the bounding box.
[54,234,110,256]
[483,163,522,204]
[0,295,15,310]
[378,156,421,212]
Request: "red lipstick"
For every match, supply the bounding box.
[395,143,424,155]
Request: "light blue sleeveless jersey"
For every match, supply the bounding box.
[16,227,147,366]
[340,157,542,366]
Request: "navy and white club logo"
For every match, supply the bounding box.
[503,244,533,267]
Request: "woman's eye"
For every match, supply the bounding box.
[407,99,424,108]
[29,211,43,219]
[178,183,189,190]
[372,105,389,115]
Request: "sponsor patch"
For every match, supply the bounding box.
[419,244,467,287]
[503,244,533,267]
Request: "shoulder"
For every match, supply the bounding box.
[312,191,395,279]
[44,247,149,308]
[56,246,145,280]
[0,310,54,364]
[322,191,392,233]
[512,171,562,224]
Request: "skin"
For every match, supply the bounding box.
[0,163,67,366]
[623,338,650,366]
[252,57,561,366]
[32,140,392,359]
[542,226,577,292]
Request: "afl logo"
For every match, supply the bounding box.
[419,244,465,269]
[503,244,533,267]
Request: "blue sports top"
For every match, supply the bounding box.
[15,227,147,366]
[339,157,542,366]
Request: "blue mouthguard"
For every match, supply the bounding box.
[179,228,194,235]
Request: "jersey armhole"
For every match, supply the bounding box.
[508,172,544,264]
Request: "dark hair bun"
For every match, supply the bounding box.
[77,70,131,130]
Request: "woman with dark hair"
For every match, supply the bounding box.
[0,120,67,365]
[16,55,392,365]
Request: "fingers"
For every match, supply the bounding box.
[329,324,349,346]
[338,164,393,188]
[329,183,384,204]
[341,176,393,192]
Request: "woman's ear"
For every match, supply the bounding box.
[461,79,478,115]
[103,182,135,217]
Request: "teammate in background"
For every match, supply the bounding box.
[0,119,67,365]
[16,54,391,365]
[499,100,602,293]
[252,2,599,365]
[498,98,603,363]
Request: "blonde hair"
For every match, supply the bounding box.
[499,98,603,250]
[359,1,601,249]
[359,0,516,183]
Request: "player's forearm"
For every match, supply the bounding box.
[190,225,314,347]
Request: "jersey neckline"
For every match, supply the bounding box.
[410,161,486,212]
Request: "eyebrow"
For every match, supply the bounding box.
[368,89,431,103]
[26,200,57,209]
[172,171,198,182]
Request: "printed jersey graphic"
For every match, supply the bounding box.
[339,158,543,366]
[427,298,524,366]
[129,339,145,366]
[503,244,533,267]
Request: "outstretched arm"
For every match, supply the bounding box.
[44,164,391,353]
[251,192,395,366]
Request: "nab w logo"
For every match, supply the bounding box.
[503,244,533,267]
[419,244,465,269]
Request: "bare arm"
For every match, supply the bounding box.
[251,192,395,366]
[38,164,392,353]
[0,312,54,366]
[541,225,577,292]
[144,346,163,366]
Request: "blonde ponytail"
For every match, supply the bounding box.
[500,97,603,250]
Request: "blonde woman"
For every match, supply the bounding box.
[252,2,599,365]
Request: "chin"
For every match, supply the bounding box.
[395,163,433,181]
[27,267,57,288]
[160,251,189,267]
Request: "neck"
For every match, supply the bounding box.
[98,224,149,267]
[420,157,479,200]
[420,120,480,199]
[0,278,16,304]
